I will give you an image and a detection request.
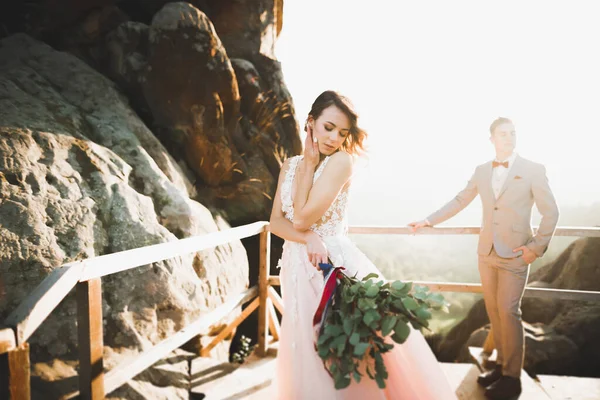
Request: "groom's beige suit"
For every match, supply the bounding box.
[426,153,559,377]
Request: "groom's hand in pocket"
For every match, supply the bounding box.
[513,246,537,264]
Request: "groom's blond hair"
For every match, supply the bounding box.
[489,117,513,135]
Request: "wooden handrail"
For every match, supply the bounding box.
[348,225,600,237]
[411,281,600,302]
[3,222,269,345]
[79,221,269,281]
[267,276,600,302]
[5,264,84,345]
[2,222,269,399]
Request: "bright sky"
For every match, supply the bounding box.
[275,0,600,225]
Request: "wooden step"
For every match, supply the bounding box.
[189,356,240,398]
[441,363,487,399]
[441,363,551,399]
[537,374,600,400]
[467,347,551,399]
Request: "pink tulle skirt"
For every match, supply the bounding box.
[272,237,457,400]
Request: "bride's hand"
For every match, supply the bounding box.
[304,123,320,169]
[305,231,328,270]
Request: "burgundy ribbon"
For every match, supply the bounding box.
[313,266,345,326]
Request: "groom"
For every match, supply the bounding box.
[409,117,559,399]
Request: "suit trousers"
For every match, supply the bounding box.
[478,247,530,378]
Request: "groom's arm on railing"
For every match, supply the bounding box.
[423,166,480,227]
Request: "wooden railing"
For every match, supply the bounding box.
[0,221,277,400]
[1,223,599,399]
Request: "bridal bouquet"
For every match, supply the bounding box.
[313,264,449,390]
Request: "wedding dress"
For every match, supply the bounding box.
[273,155,457,399]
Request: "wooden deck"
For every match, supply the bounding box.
[190,347,278,399]
[188,345,600,399]
[537,375,600,400]
[443,362,550,399]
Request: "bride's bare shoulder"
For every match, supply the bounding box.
[328,151,353,171]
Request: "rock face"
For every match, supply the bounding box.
[0,1,300,398]
[204,0,284,59]
[525,237,600,377]
[141,3,245,188]
[0,33,248,397]
[0,0,283,60]
[101,2,301,225]
[1,1,300,226]
[437,237,600,377]
[0,1,302,398]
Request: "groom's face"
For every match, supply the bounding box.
[312,105,351,156]
[490,122,516,154]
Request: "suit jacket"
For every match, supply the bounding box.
[427,155,559,258]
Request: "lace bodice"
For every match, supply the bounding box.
[281,155,350,237]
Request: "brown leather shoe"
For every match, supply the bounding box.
[484,376,522,399]
[477,365,502,387]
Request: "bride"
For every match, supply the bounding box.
[269,90,457,399]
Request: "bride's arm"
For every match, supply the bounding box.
[269,158,312,243]
[291,158,315,226]
[269,157,336,268]
[292,151,353,231]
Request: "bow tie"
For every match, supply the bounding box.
[493,161,509,168]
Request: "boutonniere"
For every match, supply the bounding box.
[514,175,522,180]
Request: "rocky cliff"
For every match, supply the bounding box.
[0,1,300,398]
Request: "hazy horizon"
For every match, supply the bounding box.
[276,0,600,228]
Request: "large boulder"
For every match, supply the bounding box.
[0,33,248,397]
[0,2,302,397]
[526,237,600,376]
[102,2,301,226]
[105,0,283,59]
[143,2,244,188]
[205,0,283,59]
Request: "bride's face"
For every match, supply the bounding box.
[310,105,351,156]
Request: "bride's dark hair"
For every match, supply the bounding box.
[305,90,368,156]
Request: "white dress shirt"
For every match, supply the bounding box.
[492,152,517,199]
